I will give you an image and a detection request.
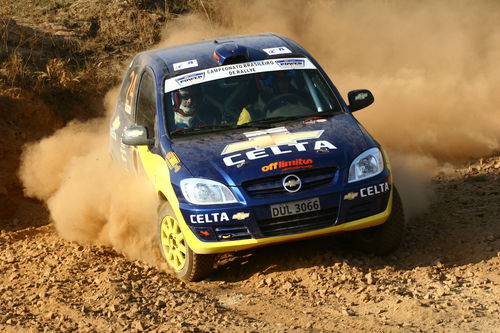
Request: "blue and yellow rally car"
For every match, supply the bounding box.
[110,33,404,281]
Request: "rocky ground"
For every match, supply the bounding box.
[1,1,499,332]
[1,154,499,332]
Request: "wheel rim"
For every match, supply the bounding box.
[159,215,187,271]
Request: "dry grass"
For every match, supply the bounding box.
[38,58,83,88]
[0,0,215,125]
[0,18,83,93]
[0,0,208,96]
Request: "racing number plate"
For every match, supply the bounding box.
[270,197,321,218]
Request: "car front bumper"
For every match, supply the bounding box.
[177,175,393,254]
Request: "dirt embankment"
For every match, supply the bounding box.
[0,0,177,224]
[1,1,499,332]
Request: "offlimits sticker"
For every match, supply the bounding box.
[261,158,313,172]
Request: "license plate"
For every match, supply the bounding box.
[270,197,321,218]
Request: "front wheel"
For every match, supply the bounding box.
[351,186,405,255]
[157,202,215,281]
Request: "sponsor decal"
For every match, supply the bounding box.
[223,67,257,76]
[343,182,389,200]
[276,59,305,69]
[232,212,250,220]
[222,127,323,154]
[165,58,317,93]
[205,60,275,75]
[263,47,292,55]
[261,158,313,172]
[165,152,181,172]
[190,212,229,224]
[175,72,205,86]
[222,127,336,167]
[173,59,198,71]
[343,192,359,200]
[125,71,138,115]
[354,92,368,101]
[360,182,390,197]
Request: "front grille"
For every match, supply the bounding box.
[215,225,252,240]
[343,195,389,222]
[243,168,336,198]
[258,207,338,237]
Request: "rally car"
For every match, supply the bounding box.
[109,33,405,281]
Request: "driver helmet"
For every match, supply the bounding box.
[173,86,200,128]
[274,71,292,94]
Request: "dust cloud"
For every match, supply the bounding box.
[159,0,500,216]
[19,0,500,260]
[19,89,161,265]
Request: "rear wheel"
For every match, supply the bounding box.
[157,202,215,281]
[352,186,405,255]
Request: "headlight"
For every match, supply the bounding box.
[180,178,237,205]
[348,147,384,183]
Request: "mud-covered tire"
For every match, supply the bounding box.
[157,202,215,281]
[352,186,405,255]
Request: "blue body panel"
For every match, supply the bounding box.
[110,33,389,245]
[170,114,370,185]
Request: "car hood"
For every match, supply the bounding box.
[170,114,372,186]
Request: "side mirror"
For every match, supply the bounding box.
[122,126,154,146]
[347,89,374,112]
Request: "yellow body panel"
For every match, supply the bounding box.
[137,146,395,255]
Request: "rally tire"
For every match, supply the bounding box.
[157,202,215,281]
[352,186,405,255]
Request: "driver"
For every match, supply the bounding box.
[173,86,220,130]
[174,87,199,129]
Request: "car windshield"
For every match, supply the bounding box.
[164,58,343,136]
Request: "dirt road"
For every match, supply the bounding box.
[1,1,499,331]
[1,154,498,332]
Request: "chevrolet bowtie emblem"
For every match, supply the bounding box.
[232,212,250,220]
[343,192,359,200]
[284,179,300,188]
[222,127,324,155]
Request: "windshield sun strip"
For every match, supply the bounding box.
[164,57,317,93]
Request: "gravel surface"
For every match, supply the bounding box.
[1,3,499,331]
[1,155,499,332]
